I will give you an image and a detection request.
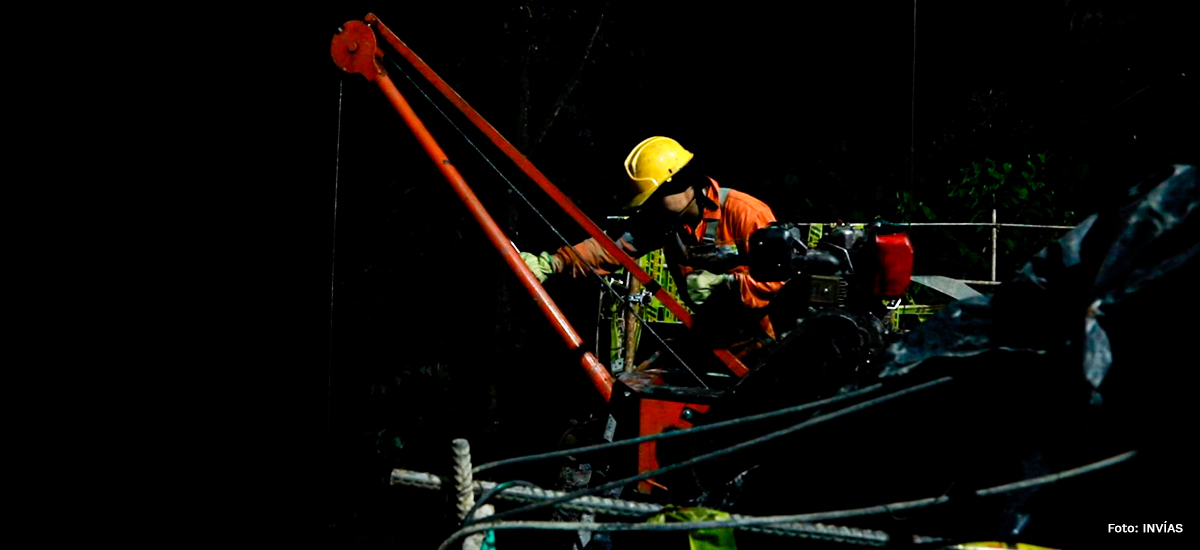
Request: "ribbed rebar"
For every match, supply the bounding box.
[392,469,890,545]
[451,439,475,521]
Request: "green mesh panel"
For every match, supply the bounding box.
[607,249,691,369]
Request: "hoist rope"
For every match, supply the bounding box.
[328,78,343,440]
[382,53,708,388]
[910,0,918,190]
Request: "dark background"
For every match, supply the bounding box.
[244,1,1196,547]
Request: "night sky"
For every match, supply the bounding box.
[251,2,1197,546]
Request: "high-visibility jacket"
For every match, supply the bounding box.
[550,178,784,339]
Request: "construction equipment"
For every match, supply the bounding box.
[330,11,920,503]
[329,15,1194,549]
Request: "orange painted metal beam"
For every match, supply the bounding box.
[333,20,614,401]
[364,14,749,379]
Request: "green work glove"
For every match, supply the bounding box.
[521,251,556,283]
[686,270,735,306]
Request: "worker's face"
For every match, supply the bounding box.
[657,185,701,223]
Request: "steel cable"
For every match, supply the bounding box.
[463,480,542,527]
[910,0,917,190]
[437,449,1137,550]
[393,470,890,543]
[328,78,343,443]
[382,53,708,388]
[483,377,952,523]
[438,519,879,550]
[472,382,882,473]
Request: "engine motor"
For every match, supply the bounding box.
[747,221,913,338]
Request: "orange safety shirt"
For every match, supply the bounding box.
[550,178,784,339]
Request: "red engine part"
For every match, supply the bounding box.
[636,398,711,494]
[872,233,913,298]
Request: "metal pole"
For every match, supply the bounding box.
[788,222,1074,229]
[366,12,677,315]
[364,14,751,380]
[332,22,614,401]
[991,209,998,282]
[625,277,640,373]
[374,72,615,401]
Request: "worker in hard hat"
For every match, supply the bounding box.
[521,136,785,347]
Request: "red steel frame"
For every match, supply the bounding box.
[363,14,749,379]
[332,16,750,406]
[332,20,613,401]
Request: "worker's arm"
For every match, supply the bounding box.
[729,270,783,310]
[723,194,785,310]
[522,233,639,282]
[520,214,672,282]
[548,214,673,279]
[551,237,623,278]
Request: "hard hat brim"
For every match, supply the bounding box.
[624,186,659,210]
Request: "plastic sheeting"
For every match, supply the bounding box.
[864,165,1197,545]
[879,164,1197,397]
[680,167,1195,547]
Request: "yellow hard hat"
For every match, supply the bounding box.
[623,136,694,209]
